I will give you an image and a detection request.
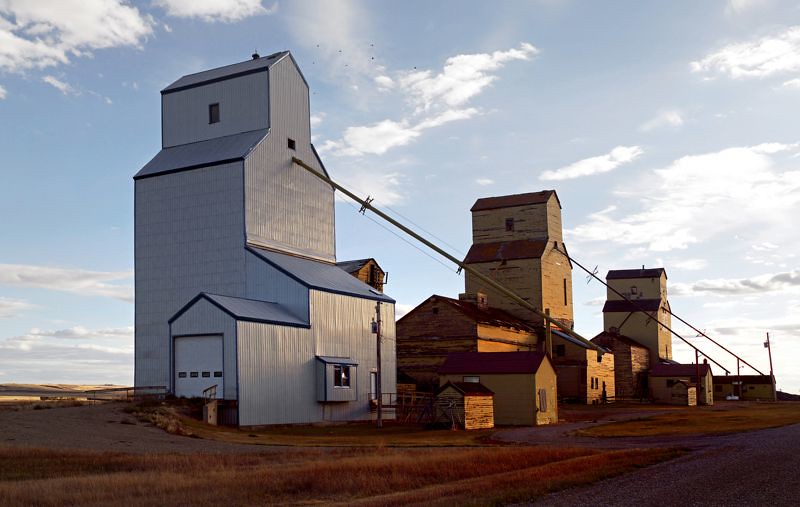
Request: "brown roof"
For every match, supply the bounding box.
[713,375,774,385]
[438,351,548,375]
[650,363,712,377]
[435,295,538,331]
[471,190,560,212]
[464,239,548,263]
[437,381,494,397]
[591,331,649,350]
[607,268,667,280]
[602,298,662,313]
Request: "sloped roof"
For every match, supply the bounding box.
[134,129,267,180]
[602,298,662,313]
[553,329,610,352]
[169,292,308,327]
[438,351,548,375]
[162,51,288,94]
[464,239,549,263]
[437,381,494,397]
[591,331,649,350]
[247,246,394,303]
[399,295,538,332]
[650,363,712,377]
[336,258,382,275]
[607,268,667,280]
[471,190,560,212]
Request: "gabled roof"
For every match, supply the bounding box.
[162,51,289,94]
[607,268,667,280]
[134,129,267,180]
[650,363,712,377]
[398,295,538,332]
[553,329,610,352]
[438,351,548,375]
[247,246,394,303]
[169,292,308,327]
[591,331,649,350]
[602,298,662,313]
[336,258,381,275]
[437,381,494,397]
[471,190,560,212]
[464,239,549,263]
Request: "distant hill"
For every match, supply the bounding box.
[777,391,800,401]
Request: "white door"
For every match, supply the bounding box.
[174,335,223,399]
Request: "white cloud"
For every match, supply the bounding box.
[153,0,277,23]
[0,0,154,73]
[782,78,800,88]
[540,146,643,181]
[42,75,77,95]
[639,110,684,132]
[395,303,414,319]
[310,112,325,129]
[672,258,708,271]
[476,178,494,186]
[569,143,800,252]
[374,75,394,90]
[672,270,800,297]
[0,84,6,99]
[0,263,133,302]
[691,26,800,79]
[0,297,34,319]
[725,0,769,15]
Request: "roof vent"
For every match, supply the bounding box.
[252,51,260,60]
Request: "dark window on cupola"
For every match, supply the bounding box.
[288,138,296,150]
[209,103,220,124]
[505,218,514,231]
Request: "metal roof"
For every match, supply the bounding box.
[134,129,267,180]
[602,298,662,313]
[169,292,308,327]
[590,331,648,350]
[650,363,712,377]
[438,351,548,375]
[471,190,560,212]
[437,381,494,397]
[336,258,379,275]
[713,375,774,385]
[607,268,667,280]
[464,239,549,263]
[247,246,395,303]
[553,329,610,352]
[316,356,359,365]
[161,51,288,94]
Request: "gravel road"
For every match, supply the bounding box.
[533,422,800,506]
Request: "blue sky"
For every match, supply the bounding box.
[1,0,799,392]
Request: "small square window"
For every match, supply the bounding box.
[190,371,199,378]
[209,103,220,124]
[505,218,514,232]
[432,307,439,315]
[213,371,223,378]
[178,372,187,378]
[201,371,210,378]
[463,376,480,383]
[288,138,296,150]
[555,344,566,357]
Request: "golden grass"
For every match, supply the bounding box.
[579,402,800,437]
[0,445,683,506]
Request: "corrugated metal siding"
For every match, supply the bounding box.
[134,161,246,391]
[203,293,307,326]
[162,71,269,148]
[245,250,309,321]
[236,290,396,425]
[170,298,237,399]
[244,56,335,262]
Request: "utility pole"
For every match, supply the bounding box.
[765,332,776,401]
[375,301,383,428]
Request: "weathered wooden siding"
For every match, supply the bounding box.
[464,258,544,324]
[539,246,573,325]
[604,311,669,364]
[464,396,495,429]
[244,56,335,262]
[170,298,238,399]
[470,196,563,245]
[651,378,697,406]
[134,162,246,390]
[586,350,615,403]
[162,71,270,148]
[535,359,558,424]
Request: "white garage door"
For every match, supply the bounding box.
[174,335,223,399]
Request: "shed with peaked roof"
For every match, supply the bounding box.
[591,330,651,400]
[650,363,713,406]
[713,374,775,401]
[435,381,494,430]
[438,351,557,425]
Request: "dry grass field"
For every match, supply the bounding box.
[579,402,800,437]
[0,445,682,506]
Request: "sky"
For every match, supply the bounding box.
[0,0,799,392]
